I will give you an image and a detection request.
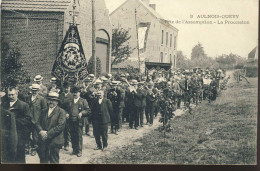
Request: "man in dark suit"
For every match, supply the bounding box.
[67,86,91,157]
[90,90,113,151]
[1,91,18,163]
[25,84,47,156]
[107,81,120,134]
[145,81,157,125]
[59,81,73,151]
[35,92,66,164]
[2,86,32,163]
[128,80,138,129]
[134,81,147,128]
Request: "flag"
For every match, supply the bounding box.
[52,25,88,83]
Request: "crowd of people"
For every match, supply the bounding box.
[1,68,230,164]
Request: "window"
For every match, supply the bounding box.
[165,53,167,62]
[161,30,164,44]
[174,36,177,50]
[166,32,168,46]
[170,54,172,63]
[160,52,163,62]
[170,34,172,47]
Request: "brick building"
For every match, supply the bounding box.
[1,0,112,83]
[110,0,178,72]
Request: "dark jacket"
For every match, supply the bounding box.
[59,92,73,113]
[68,97,91,126]
[90,98,112,125]
[146,88,157,106]
[35,106,66,148]
[1,108,18,163]
[134,88,147,107]
[26,95,47,124]
[2,99,32,145]
[107,88,120,111]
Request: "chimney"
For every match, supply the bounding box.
[141,0,150,6]
[149,4,156,11]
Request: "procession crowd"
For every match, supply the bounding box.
[1,68,230,164]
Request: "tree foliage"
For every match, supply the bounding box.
[112,28,134,66]
[215,53,246,70]
[191,42,207,60]
[87,56,102,77]
[176,51,191,69]
[1,40,31,89]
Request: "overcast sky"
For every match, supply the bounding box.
[105,0,259,58]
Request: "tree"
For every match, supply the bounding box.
[87,56,102,77]
[191,42,207,60]
[112,28,134,66]
[1,40,31,89]
[176,51,191,69]
[216,53,245,70]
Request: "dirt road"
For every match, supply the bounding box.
[26,109,185,164]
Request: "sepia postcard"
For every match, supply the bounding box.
[0,0,258,165]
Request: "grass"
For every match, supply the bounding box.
[89,75,258,164]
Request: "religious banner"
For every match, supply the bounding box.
[52,25,88,84]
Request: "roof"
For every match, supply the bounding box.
[110,0,178,31]
[1,0,72,12]
[248,46,258,59]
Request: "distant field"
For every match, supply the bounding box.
[95,73,258,164]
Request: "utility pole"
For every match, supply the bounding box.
[92,0,96,76]
[135,8,141,74]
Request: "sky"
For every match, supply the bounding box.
[105,0,259,59]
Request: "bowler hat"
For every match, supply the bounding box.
[71,86,81,93]
[63,81,71,88]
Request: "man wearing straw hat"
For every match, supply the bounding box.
[36,92,66,164]
[48,77,60,93]
[34,75,47,96]
[25,84,47,156]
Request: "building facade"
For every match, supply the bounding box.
[1,0,112,82]
[110,0,179,71]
